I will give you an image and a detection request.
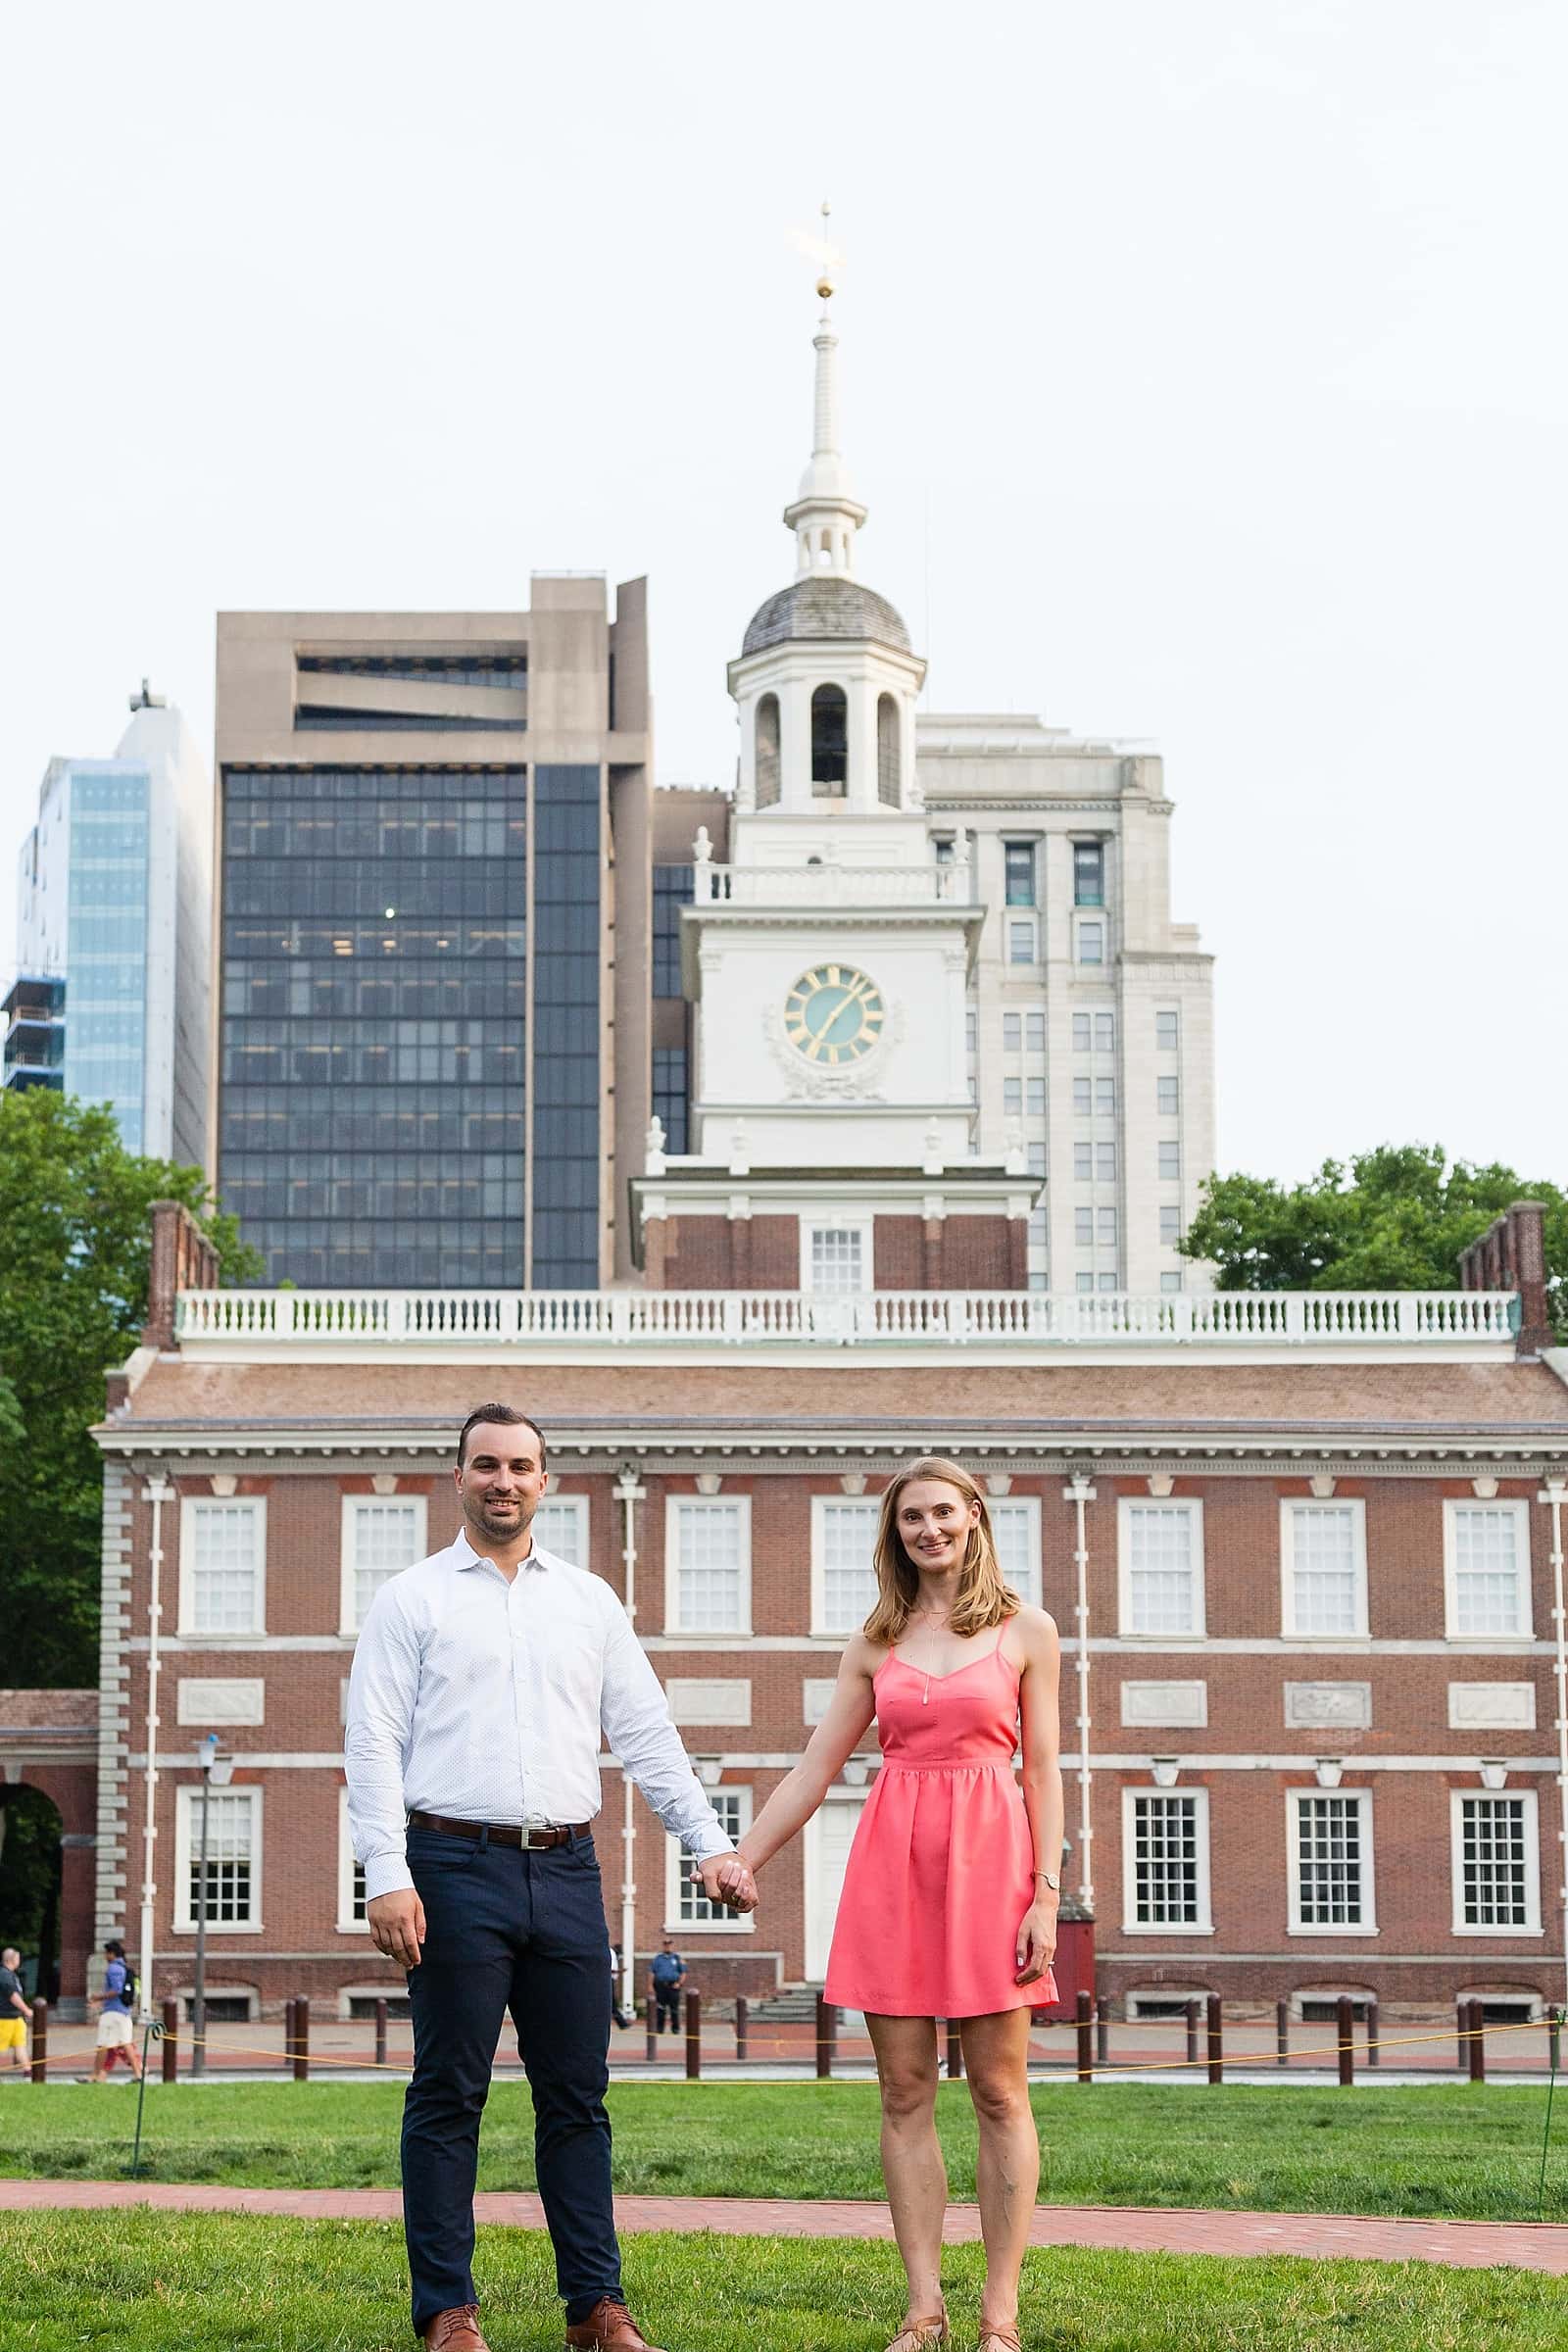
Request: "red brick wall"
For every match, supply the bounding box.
[941,1217,1022,1289]
[873,1217,924,1288]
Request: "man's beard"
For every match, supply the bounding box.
[464,1491,534,1542]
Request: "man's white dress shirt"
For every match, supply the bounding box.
[345,1533,734,1902]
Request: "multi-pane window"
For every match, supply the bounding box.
[1098,1206,1117,1244]
[1160,1271,1184,1295]
[667,1501,749,1636]
[1158,1142,1181,1180]
[1126,1790,1207,1929]
[1120,1501,1203,1637]
[1073,842,1104,906]
[532,1496,589,1568]
[344,1498,424,1634]
[1095,1078,1115,1113]
[1073,1078,1091,1114]
[1075,1207,1093,1245]
[1098,1270,1118,1292]
[1007,918,1036,965]
[1026,1012,1045,1054]
[1072,1013,1091,1052]
[1004,842,1036,906]
[1096,1012,1114,1051]
[1157,1076,1180,1114]
[338,1789,369,1931]
[1004,1013,1022,1053]
[1282,1502,1366,1638]
[1026,1078,1045,1115]
[1004,1077,1023,1115]
[1076,1272,1094,1295]
[1291,1792,1373,1930]
[672,1789,752,1926]
[1446,1504,1530,1638]
[652,1045,689,1155]
[1074,1144,1093,1181]
[1077,921,1103,965]
[1097,1143,1117,1181]
[183,1501,265,1638]
[1156,1010,1179,1051]
[809,1227,865,1293]
[179,1788,259,1930]
[1453,1793,1538,1931]
[813,1499,879,1635]
[1160,1205,1182,1246]
[652,864,694,998]
[1027,1143,1047,1177]
[990,1498,1042,1607]
[965,1007,977,1056]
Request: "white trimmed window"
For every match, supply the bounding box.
[1027,1143,1046,1177]
[1004,1077,1022,1115]
[1075,1207,1093,1245]
[1161,1272,1184,1295]
[1072,1013,1091,1051]
[667,1788,754,1933]
[1027,1077,1045,1115]
[340,1496,426,1636]
[1073,1078,1091,1114]
[179,1499,266,1640]
[337,1787,368,1934]
[1095,1077,1115,1114]
[1156,1011,1179,1050]
[1289,1790,1376,1933]
[1123,1788,1211,1932]
[811,1498,880,1637]
[1159,1205,1182,1246]
[1098,1206,1117,1244]
[174,1787,261,1933]
[1157,1076,1180,1114]
[1158,1142,1180,1180]
[1076,919,1103,965]
[1097,1143,1116,1181]
[1007,917,1036,965]
[1073,1144,1092,1181]
[1281,1501,1368,1639]
[1096,1012,1114,1051]
[1445,1502,1532,1639]
[1003,1012,1021,1053]
[805,1223,870,1294]
[1027,1011,1045,1053]
[665,1498,751,1638]
[1119,1499,1204,1638]
[990,1497,1042,1608]
[533,1495,589,1568]
[1451,1792,1541,1934]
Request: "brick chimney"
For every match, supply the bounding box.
[1459,1200,1553,1360]
[141,1199,220,1351]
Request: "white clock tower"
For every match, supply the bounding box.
[635,261,1035,1295]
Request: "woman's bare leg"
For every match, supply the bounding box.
[959,2008,1038,2337]
[866,2013,948,2331]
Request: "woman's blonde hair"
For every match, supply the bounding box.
[863,1456,1020,1646]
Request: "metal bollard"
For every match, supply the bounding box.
[284,1999,297,2076]
[645,1975,657,2062]
[1551,2010,1562,2076]
[162,1998,179,2082]
[1276,1998,1290,2067]
[293,1995,310,2082]
[815,1994,836,2080]
[734,1995,748,2062]
[1367,1999,1380,2070]
[1096,1996,1109,2066]
[1337,1995,1355,2088]
[1468,1999,1486,2085]
[29,1998,46,2084]
[1185,1999,1200,2067]
[1076,1990,1094,2083]
[685,1990,702,2081]
[1205,1994,1223,2085]
[374,1998,388,2070]
[946,2021,962,2081]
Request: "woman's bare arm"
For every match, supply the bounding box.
[1013,1605,1064,1979]
[736,1636,880,1872]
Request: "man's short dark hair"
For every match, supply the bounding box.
[457,1404,548,1471]
[104,1938,124,1957]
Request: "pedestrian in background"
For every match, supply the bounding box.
[0,1946,31,2068]
[649,1938,686,2035]
[90,1939,142,2082]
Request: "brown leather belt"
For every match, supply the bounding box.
[408,1811,590,1850]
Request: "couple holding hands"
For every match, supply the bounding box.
[346,1405,1062,2352]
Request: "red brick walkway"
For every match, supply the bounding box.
[6,2180,1568,2274]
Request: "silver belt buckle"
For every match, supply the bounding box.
[521,1824,558,1850]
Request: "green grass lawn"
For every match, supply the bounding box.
[3,2080,1567,2223]
[1,2213,1565,2352]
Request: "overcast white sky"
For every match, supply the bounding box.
[4,0,1563,1186]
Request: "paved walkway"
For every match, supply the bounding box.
[6,2180,1568,2275]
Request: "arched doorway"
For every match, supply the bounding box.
[0,1787,63,2003]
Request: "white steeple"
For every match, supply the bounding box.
[782,206,867,577]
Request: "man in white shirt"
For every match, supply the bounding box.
[346,1403,756,2352]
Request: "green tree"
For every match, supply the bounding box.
[0,1092,262,1689]
[1180,1144,1567,1337]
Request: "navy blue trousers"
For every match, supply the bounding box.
[402,1826,619,2335]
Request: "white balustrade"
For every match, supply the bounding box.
[694,862,968,908]
[172,1287,1518,1350]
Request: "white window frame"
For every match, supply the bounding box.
[1006,915,1037,965]
[1449,1789,1542,1936]
[1117,1497,1206,1640]
[1279,1499,1369,1641]
[178,1497,267,1642]
[173,1785,263,1935]
[1156,1010,1180,1051]
[339,1494,428,1637]
[1444,1500,1533,1642]
[1075,917,1104,965]
[989,1495,1043,1608]
[800,1216,874,1294]
[1158,1142,1181,1180]
[664,1495,753,1641]
[1157,1076,1180,1115]
[1121,1786,1213,1935]
[1026,1011,1046,1054]
[337,1786,369,1935]
[1287,1788,1377,1936]
[531,1494,591,1569]
[1003,1012,1022,1054]
[1072,1013,1091,1052]
[810,1495,881,1638]
[665,1788,755,1934]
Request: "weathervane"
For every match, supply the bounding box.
[794,199,844,303]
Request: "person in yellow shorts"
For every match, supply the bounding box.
[0,1946,33,2066]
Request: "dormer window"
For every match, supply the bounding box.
[810,685,849,798]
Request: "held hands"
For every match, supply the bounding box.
[1013,1893,1058,1985]
[701,1853,759,1913]
[367,1888,427,1970]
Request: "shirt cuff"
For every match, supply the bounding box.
[363,1853,415,1902]
[687,1825,735,1865]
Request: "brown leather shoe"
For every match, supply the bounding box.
[423,2308,490,2352]
[564,2298,667,2351]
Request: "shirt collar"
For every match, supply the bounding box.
[453,1530,553,1575]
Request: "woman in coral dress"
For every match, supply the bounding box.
[736,1457,1063,2352]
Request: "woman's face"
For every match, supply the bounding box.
[897,1480,981,1581]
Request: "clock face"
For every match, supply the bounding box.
[783,963,886,1065]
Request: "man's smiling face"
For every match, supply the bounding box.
[454,1421,548,1548]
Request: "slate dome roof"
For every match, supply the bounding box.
[742,574,911,658]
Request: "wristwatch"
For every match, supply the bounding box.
[1035,1869,1061,1892]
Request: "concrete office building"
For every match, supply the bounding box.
[213,577,653,1289]
[10,695,212,1163]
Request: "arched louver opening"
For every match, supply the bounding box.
[877,694,901,808]
[755,694,781,808]
[810,684,849,798]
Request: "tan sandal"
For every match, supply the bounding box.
[977,2330,1022,2352]
[885,2319,948,2352]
